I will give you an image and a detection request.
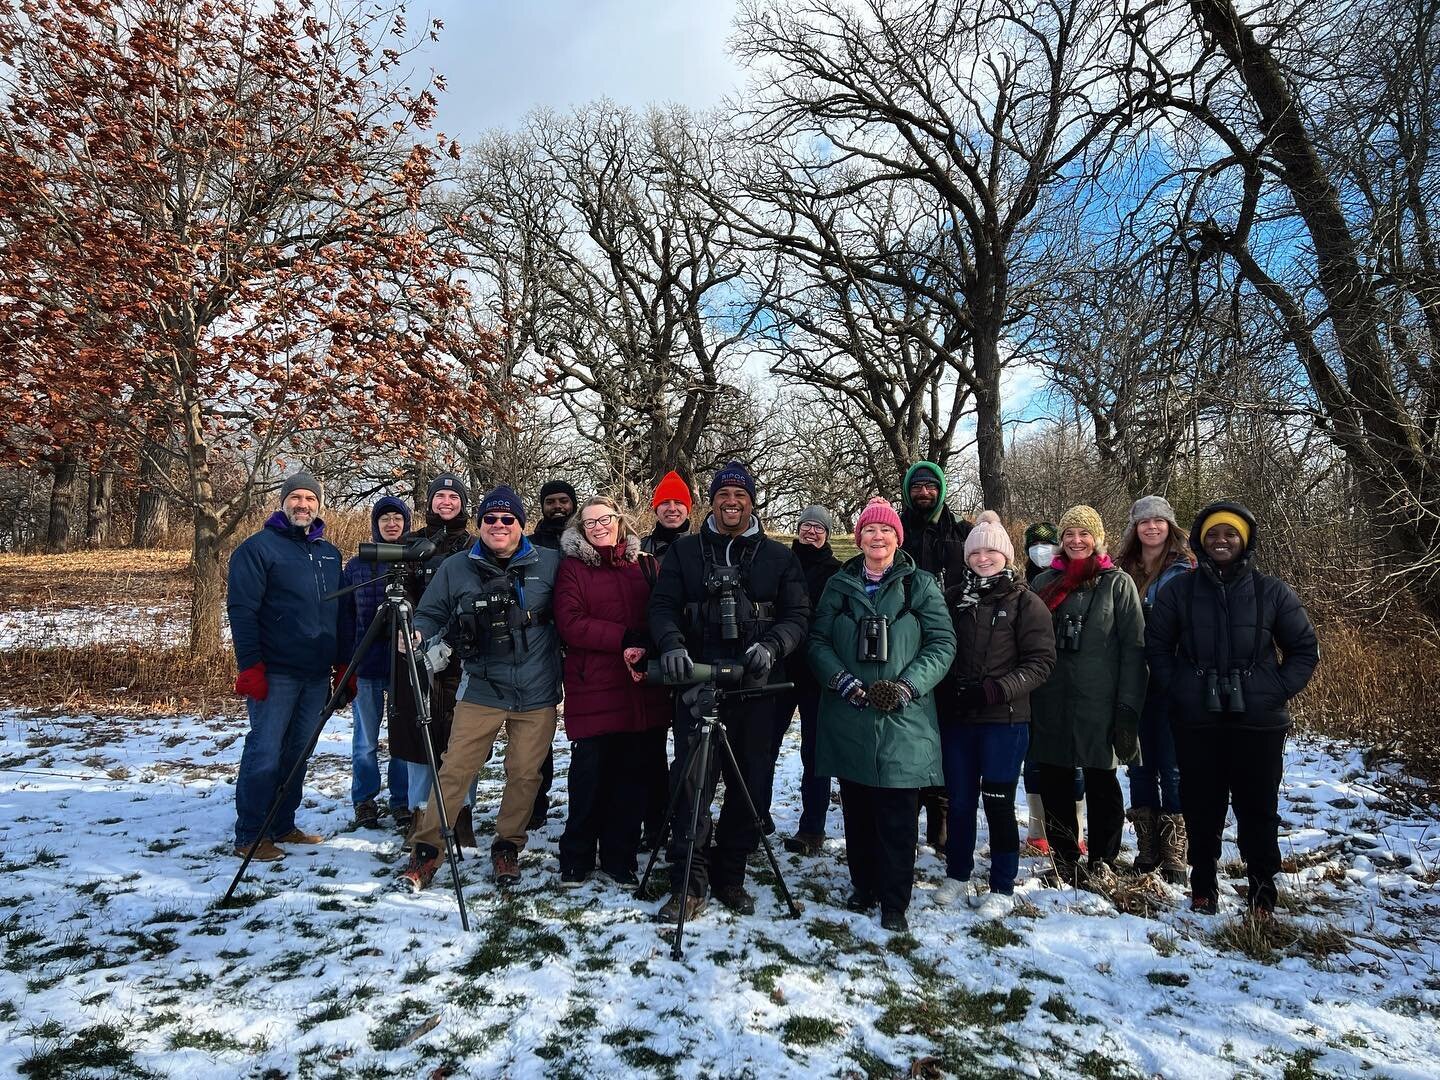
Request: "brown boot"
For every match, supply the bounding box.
[1158,814,1189,886]
[273,828,323,845]
[234,839,286,861]
[1128,806,1159,874]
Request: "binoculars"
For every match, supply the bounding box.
[1205,669,1248,713]
[1057,613,1085,652]
[858,615,889,663]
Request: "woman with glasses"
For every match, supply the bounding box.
[552,496,672,886]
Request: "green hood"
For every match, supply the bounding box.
[902,461,947,524]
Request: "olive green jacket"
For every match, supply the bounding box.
[808,553,957,788]
[1028,566,1147,769]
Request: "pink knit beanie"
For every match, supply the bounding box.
[855,496,904,547]
[964,509,1015,566]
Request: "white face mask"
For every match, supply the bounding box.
[1028,543,1057,568]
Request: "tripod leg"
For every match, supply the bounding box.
[397,605,469,932]
[713,721,802,918]
[671,717,716,960]
[222,599,390,907]
[637,724,705,901]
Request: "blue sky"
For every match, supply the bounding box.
[413,1,744,138]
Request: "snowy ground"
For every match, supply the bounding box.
[0,708,1437,1079]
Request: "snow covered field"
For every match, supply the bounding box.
[0,706,1436,1078]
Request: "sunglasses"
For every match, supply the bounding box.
[482,514,518,526]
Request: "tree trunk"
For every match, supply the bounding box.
[46,448,79,552]
[190,510,226,659]
[87,467,115,546]
[134,446,169,547]
[972,333,1010,514]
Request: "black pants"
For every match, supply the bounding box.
[1033,764,1123,868]
[559,728,667,876]
[840,780,920,914]
[666,694,781,897]
[1174,725,1286,910]
[531,747,554,823]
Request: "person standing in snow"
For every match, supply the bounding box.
[934,511,1056,917]
[1114,495,1195,883]
[1028,505,1147,890]
[1145,502,1318,917]
[641,471,693,562]
[336,495,412,829]
[526,478,577,830]
[809,497,957,933]
[226,472,344,861]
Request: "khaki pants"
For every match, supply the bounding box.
[414,701,557,852]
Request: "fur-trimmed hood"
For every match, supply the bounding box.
[560,525,643,566]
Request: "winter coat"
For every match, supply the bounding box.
[641,521,690,562]
[900,505,972,592]
[553,529,670,739]
[1122,550,1193,735]
[790,539,843,693]
[227,513,343,677]
[530,515,569,551]
[337,497,412,681]
[415,536,563,712]
[808,553,957,788]
[1145,503,1318,733]
[939,576,1056,725]
[648,515,811,679]
[1028,564,1147,769]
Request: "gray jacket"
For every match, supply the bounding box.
[414,536,562,712]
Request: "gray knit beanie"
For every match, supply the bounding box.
[797,505,834,537]
[279,471,323,506]
[1129,494,1179,528]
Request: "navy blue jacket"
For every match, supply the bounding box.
[338,497,413,680]
[227,512,344,676]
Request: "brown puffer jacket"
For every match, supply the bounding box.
[939,575,1057,725]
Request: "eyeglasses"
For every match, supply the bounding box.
[582,514,618,531]
[909,481,940,492]
[482,514,517,526]
[796,522,826,534]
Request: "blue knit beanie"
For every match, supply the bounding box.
[478,485,525,528]
[709,462,757,503]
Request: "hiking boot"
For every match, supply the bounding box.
[880,908,909,933]
[273,828,323,845]
[713,884,755,915]
[398,847,441,893]
[354,799,381,829]
[1158,814,1189,886]
[491,843,520,886]
[392,805,413,832]
[1128,806,1159,874]
[657,893,707,923]
[782,832,825,856]
[845,891,876,913]
[1191,892,1218,915]
[558,866,590,888]
[452,805,476,849]
[234,839,286,861]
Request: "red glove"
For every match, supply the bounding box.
[331,665,358,708]
[235,662,268,701]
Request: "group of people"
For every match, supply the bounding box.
[225,460,1319,934]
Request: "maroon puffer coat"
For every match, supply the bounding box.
[554,528,671,739]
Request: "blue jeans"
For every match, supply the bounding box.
[351,677,408,807]
[235,672,329,846]
[942,724,1030,891]
[1127,705,1182,813]
[406,760,476,811]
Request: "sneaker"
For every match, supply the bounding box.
[273,828,323,845]
[1021,837,1051,856]
[398,847,441,892]
[845,891,876,913]
[354,800,381,829]
[782,832,825,856]
[976,891,1015,920]
[1191,893,1218,915]
[932,877,968,907]
[657,893,707,922]
[491,843,520,886]
[880,907,909,932]
[713,884,756,915]
[234,839,286,861]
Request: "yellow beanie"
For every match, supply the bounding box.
[1199,509,1251,549]
[1058,504,1106,551]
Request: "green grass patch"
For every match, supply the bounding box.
[780,1015,841,1047]
[1145,970,1190,988]
[17,1020,155,1079]
[969,921,1023,949]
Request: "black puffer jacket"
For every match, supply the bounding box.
[1145,502,1319,732]
[790,539,842,692]
[940,575,1056,725]
[641,521,690,562]
[648,515,811,680]
[901,506,972,592]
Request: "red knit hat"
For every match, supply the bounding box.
[855,496,904,546]
[651,470,692,511]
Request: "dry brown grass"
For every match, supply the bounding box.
[0,548,190,610]
[0,642,232,715]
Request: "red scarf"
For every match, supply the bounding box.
[1040,553,1113,611]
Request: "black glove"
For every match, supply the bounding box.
[680,684,705,719]
[661,648,693,683]
[1112,705,1141,764]
[954,683,986,713]
[744,642,774,679]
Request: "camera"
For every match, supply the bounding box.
[358,538,436,564]
[706,564,743,642]
[643,659,745,689]
[1057,613,1085,652]
[456,584,519,656]
[858,615,889,663]
[1205,669,1248,713]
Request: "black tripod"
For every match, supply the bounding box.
[638,678,802,959]
[221,561,470,930]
